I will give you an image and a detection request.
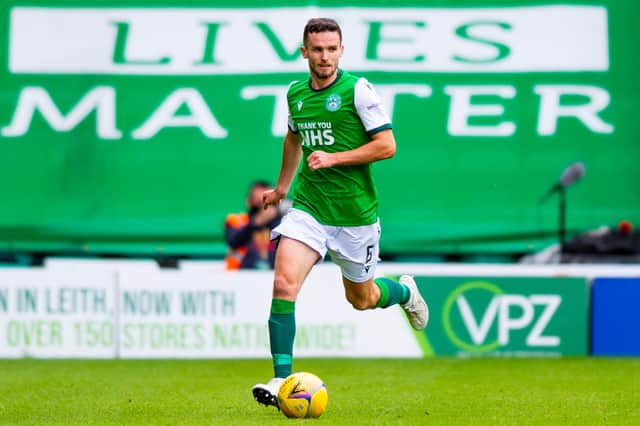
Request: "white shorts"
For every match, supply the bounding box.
[271,208,381,283]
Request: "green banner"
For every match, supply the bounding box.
[415,276,589,356]
[0,1,638,257]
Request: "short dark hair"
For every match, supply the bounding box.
[303,18,342,47]
[249,179,272,191]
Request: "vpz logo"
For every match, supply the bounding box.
[443,281,562,352]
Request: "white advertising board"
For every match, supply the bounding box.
[0,262,422,358]
[11,6,607,74]
[0,268,116,358]
[117,265,421,358]
[6,260,637,358]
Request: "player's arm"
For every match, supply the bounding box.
[263,129,302,208]
[307,129,395,170]
[307,77,395,171]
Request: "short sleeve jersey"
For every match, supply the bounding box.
[287,70,391,226]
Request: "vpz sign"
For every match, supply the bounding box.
[442,281,562,353]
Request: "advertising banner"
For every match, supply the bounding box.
[0,269,116,358]
[1,1,638,257]
[414,276,589,356]
[0,264,422,358]
[591,277,640,356]
[117,266,421,358]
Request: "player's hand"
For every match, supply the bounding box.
[307,151,336,171]
[262,188,284,209]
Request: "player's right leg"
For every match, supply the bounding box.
[252,236,320,408]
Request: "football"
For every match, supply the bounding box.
[277,372,328,418]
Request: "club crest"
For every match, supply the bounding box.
[325,94,341,112]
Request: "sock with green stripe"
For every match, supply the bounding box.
[268,298,296,378]
[374,277,410,308]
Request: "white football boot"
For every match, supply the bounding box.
[399,275,429,330]
[252,377,284,408]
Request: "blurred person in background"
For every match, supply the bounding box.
[224,180,284,270]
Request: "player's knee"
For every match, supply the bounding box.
[346,293,375,311]
[273,273,297,299]
[349,300,371,311]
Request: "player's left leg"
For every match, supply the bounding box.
[342,275,429,330]
[329,220,428,330]
[342,276,406,310]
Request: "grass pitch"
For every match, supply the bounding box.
[1,358,638,425]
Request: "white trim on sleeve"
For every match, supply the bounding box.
[354,78,391,133]
[287,80,299,132]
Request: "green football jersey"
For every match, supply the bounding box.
[286,70,392,226]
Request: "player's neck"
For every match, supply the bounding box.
[310,71,338,90]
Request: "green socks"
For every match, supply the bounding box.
[268,298,296,378]
[374,277,410,308]
[268,280,407,378]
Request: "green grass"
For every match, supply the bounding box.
[1,358,639,425]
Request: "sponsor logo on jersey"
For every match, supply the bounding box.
[300,129,335,146]
[298,121,334,146]
[296,100,303,111]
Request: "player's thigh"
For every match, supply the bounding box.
[328,220,381,283]
[271,208,329,259]
[273,237,321,300]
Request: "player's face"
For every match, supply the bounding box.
[301,31,343,86]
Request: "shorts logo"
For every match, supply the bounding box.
[325,94,341,112]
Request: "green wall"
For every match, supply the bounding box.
[0,1,637,257]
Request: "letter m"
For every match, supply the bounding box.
[2,86,122,139]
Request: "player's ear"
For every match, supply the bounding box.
[300,45,308,59]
